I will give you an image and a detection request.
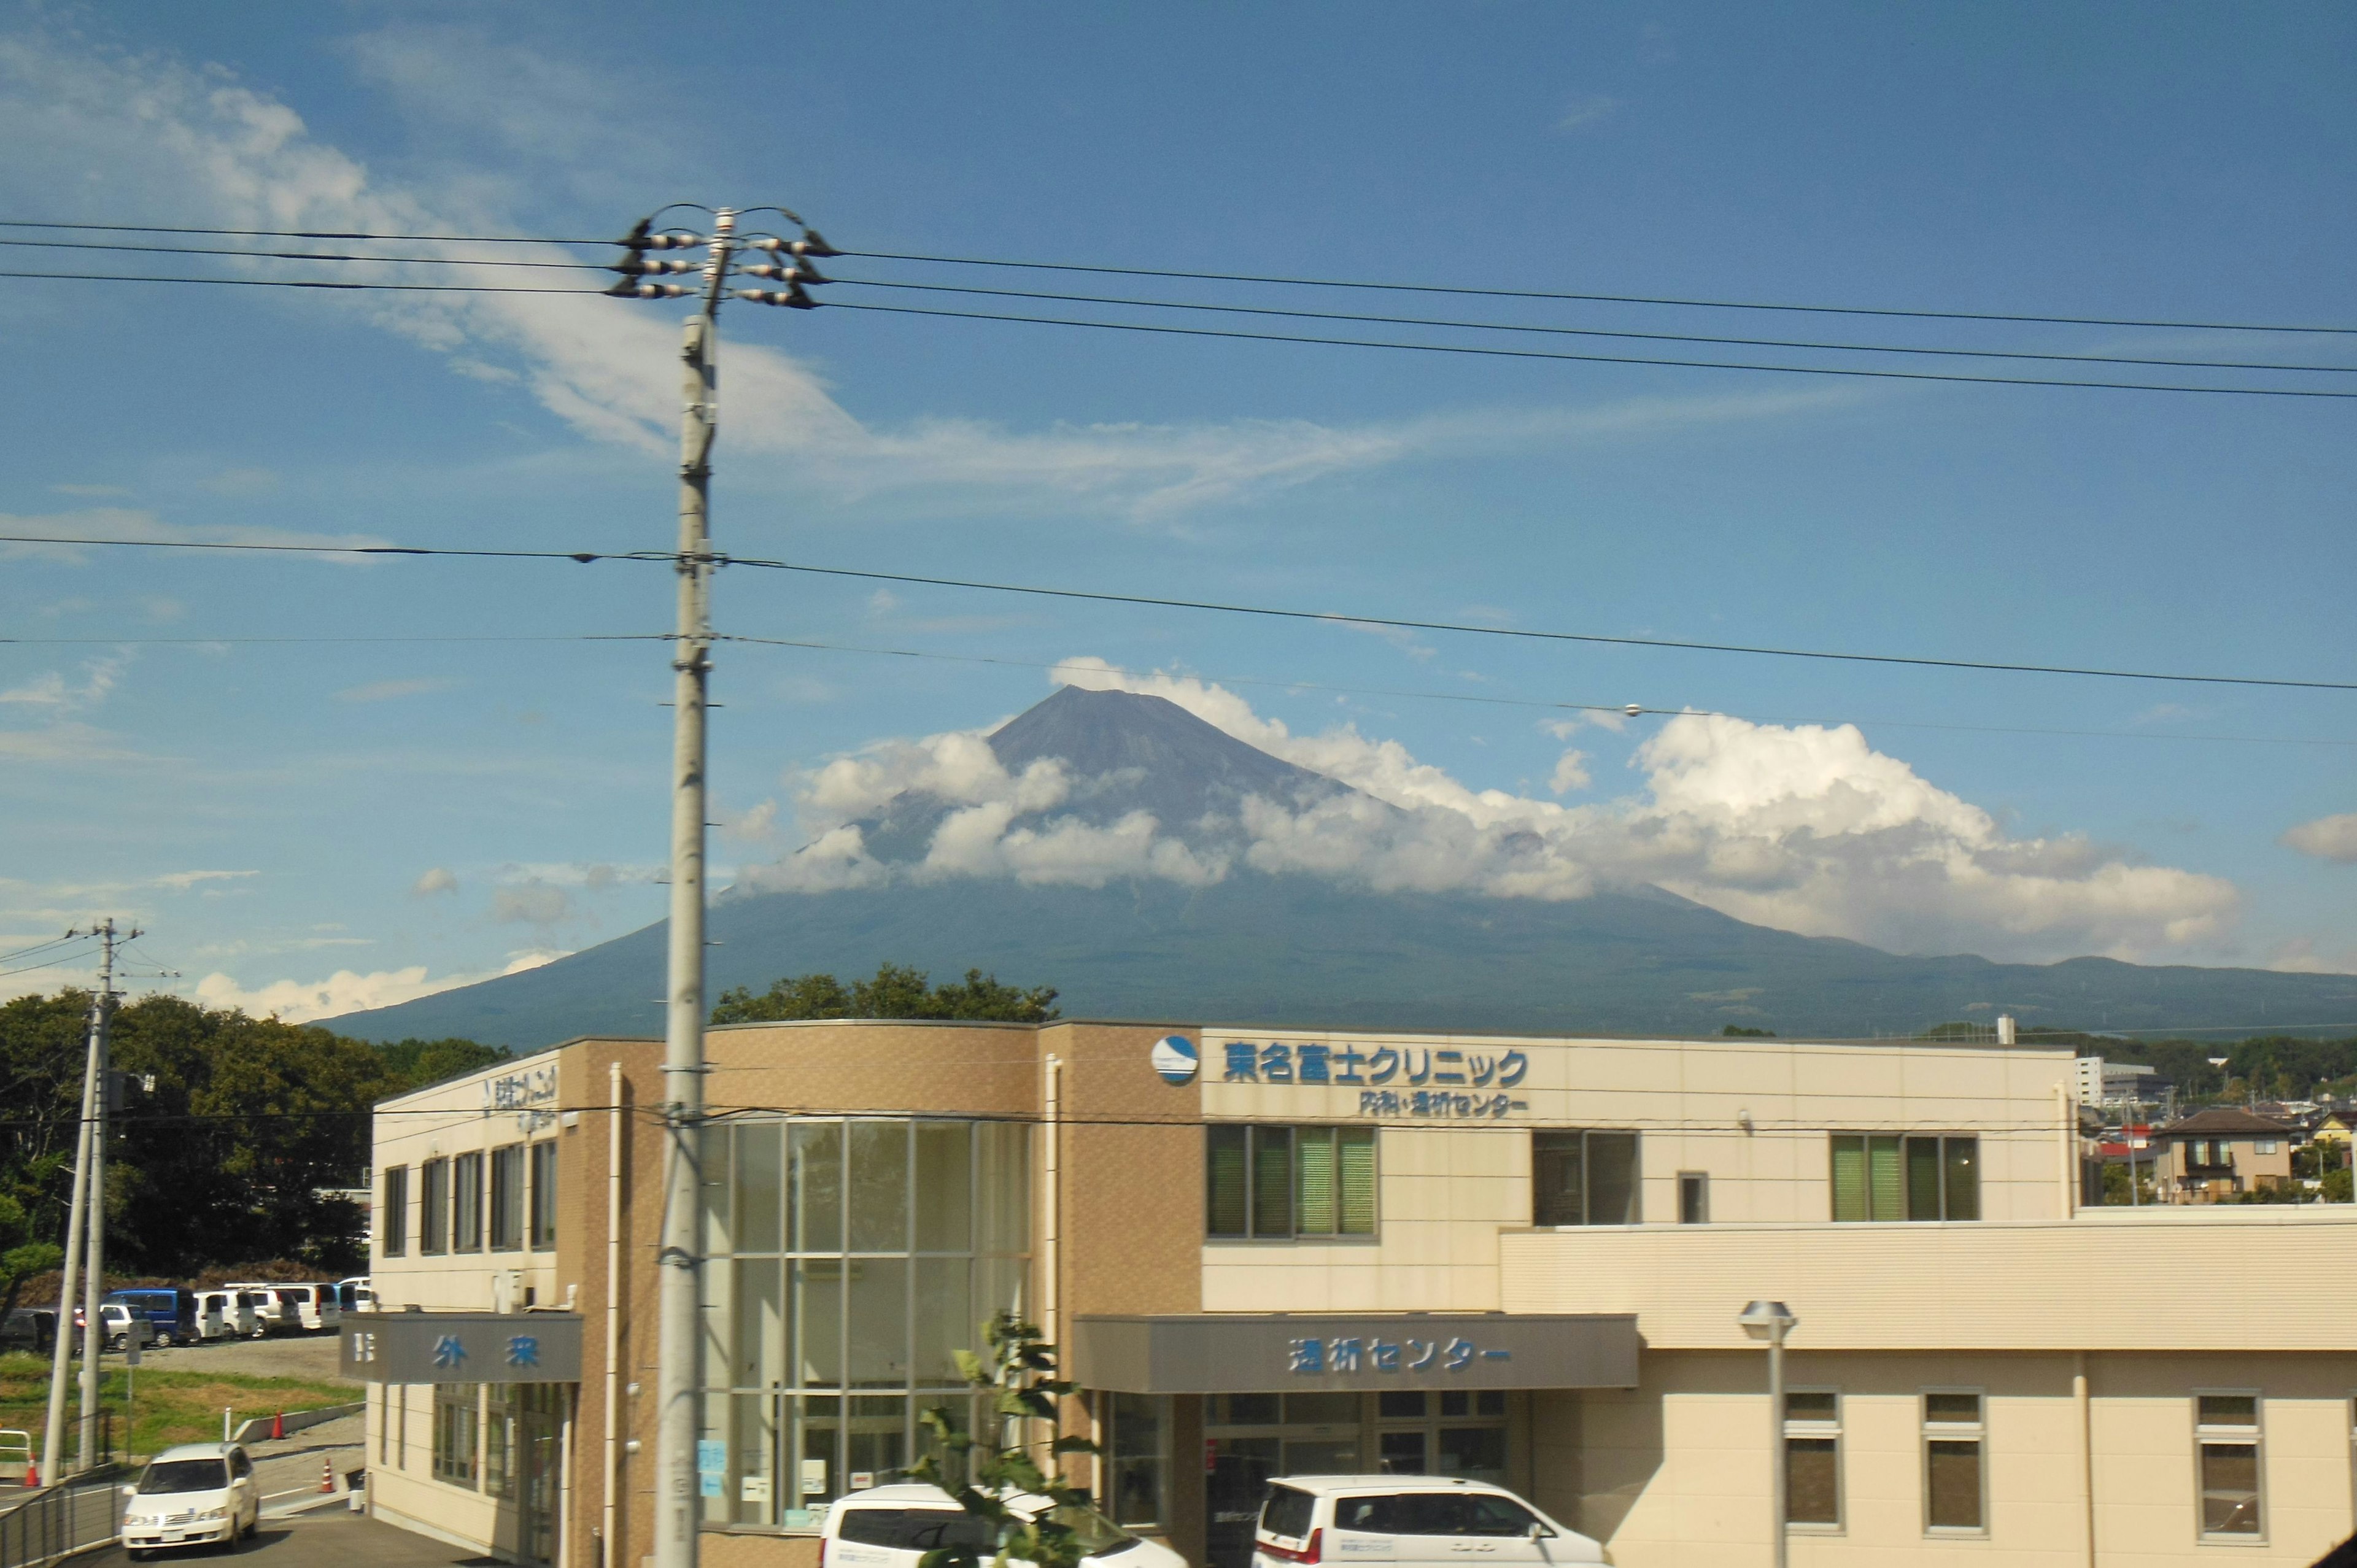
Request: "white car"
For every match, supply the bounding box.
[120,1442,260,1558]
[71,1302,153,1353]
[192,1290,260,1341]
[1252,1476,1604,1568]
[823,1483,1185,1568]
[223,1281,341,1334]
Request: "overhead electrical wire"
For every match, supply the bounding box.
[834,278,2357,376]
[4,531,2355,693]
[3,219,2350,338]
[0,266,606,296]
[824,299,2357,399]
[8,234,2350,377]
[840,249,2357,338]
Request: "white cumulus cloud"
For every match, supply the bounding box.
[195,948,565,1024]
[2283,813,2357,865]
[746,658,2243,964]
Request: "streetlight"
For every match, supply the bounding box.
[1738,1300,1798,1568]
[605,202,831,1568]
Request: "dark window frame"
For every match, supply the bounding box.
[1205,1124,1378,1240]
[452,1150,486,1253]
[528,1140,558,1249]
[381,1165,409,1257]
[489,1144,524,1252]
[419,1157,449,1256]
[1829,1134,1979,1222]
[1532,1129,1641,1226]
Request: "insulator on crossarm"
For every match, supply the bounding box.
[789,229,839,258]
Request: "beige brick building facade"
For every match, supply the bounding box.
[360,1021,2357,1568]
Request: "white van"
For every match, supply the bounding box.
[1253,1477,1604,1568]
[823,1483,1185,1568]
[120,1442,260,1558]
[225,1281,341,1334]
[192,1290,259,1341]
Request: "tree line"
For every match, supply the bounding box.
[0,989,505,1294]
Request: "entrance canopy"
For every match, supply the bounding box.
[1071,1313,1637,1394]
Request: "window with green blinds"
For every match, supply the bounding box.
[1204,1125,1378,1240]
[1830,1134,1978,1221]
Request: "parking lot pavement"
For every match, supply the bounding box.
[79,1508,497,1565]
[250,1412,365,1513]
[151,1329,350,1383]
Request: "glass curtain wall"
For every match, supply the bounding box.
[700,1116,1031,1530]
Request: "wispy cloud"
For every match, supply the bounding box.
[0,28,1856,522]
[2283,813,2357,865]
[1556,93,1621,131]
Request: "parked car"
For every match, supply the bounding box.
[0,1308,56,1354]
[104,1287,200,1348]
[822,1483,1185,1568]
[191,1289,259,1342]
[335,1276,375,1313]
[1253,1477,1605,1568]
[222,1281,340,1334]
[70,1302,154,1353]
[119,1442,260,1559]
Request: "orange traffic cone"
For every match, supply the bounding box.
[319,1457,335,1494]
[271,1412,284,1441]
[22,1458,36,1489]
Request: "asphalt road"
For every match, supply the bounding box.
[79,1508,495,1566]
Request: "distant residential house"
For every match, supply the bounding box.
[2154,1108,2296,1202]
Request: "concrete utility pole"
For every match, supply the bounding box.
[42,918,130,1481]
[651,207,733,1568]
[606,201,830,1568]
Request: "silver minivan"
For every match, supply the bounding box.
[1253,1477,1604,1568]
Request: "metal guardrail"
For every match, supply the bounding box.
[0,1465,127,1568]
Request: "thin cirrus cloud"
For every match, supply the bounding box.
[745,655,2243,967]
[336,678,458,704]
[0,25,1849,522]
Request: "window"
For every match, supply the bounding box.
[2196,1392,2262,1540]
[452,1151,485,1251]
[419,1158,449,1255]
[1678,1171,1708,1224]
[1206,1125,1377,1239]
[2255,1140,2278,1155]
[489,1145,524,1252]
[1922,1391,1985,1533]
[432,1383,478,1487]
[484,1384,514,1498]
[1782,1390,1841,1530]
[528,1141,559,1249]
[1830,1135,1977,1221]
[1533,1130,1639,1225]
[381,1165,409,1257]
[1107,1392,1166,1527]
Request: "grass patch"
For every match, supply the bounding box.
[0,1353,357,1461]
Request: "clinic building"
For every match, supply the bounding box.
[360,1019,2357,1568]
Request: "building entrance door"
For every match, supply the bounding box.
[1204,1394,1364,1568]
[516,1385,563,1566]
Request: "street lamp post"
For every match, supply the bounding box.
[1738,1300,1798,1568]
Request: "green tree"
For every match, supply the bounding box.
[910,1312,1099,1568]
[713,964,1058,1025]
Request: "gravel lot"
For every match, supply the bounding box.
[147,1329,350,1385]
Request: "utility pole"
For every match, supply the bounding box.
[41,919,131,1481]
[606,204,830,1568]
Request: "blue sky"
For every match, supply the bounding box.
[1,2,2353,1021]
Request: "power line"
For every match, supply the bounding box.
[5,219,2350,339]
[1,633,671,646]
[15,234,2349,378]
[837,278,2357,376]
[826,299,2357,400]
[0,219,608,246]
[0,267,607,296]
[6,258,2356,398]
[714,634,2357,749]
[7,531,2355,693]
[843,249,2357,338]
